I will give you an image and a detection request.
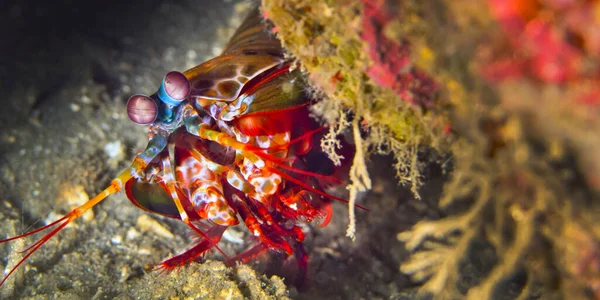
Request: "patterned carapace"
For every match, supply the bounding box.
[0,7,351,288]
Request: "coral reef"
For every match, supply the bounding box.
[361,0,439,107]
[262,0,450,241]
[263,0,600,298]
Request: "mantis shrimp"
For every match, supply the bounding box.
[1,7,357,288]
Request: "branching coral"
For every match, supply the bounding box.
[398,124,576,298]
[402,127,600,298]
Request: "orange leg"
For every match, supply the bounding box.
[0,133,169,286]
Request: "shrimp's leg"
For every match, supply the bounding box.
[183,108,339,180]
[155,146,231,262]
[225,185,309,288]
[155,224,227,270]
[182,110,357,207]
[0,134,168,286]
[228,243,269,264]
[220,177,294,256]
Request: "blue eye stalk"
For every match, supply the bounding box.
[126,71,191,125]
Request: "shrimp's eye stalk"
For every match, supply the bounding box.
[127,94,158,125]
[157,71,191,106]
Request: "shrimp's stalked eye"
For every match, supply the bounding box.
[126,94,158,125]
[158,71,191,106]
